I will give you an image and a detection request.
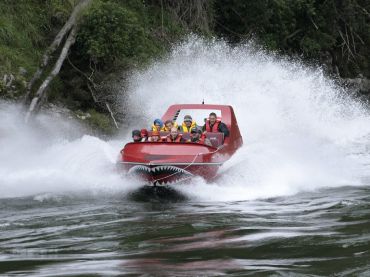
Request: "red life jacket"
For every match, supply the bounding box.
[198,137,206,145]
[166,134,183,142]
[205,120,220,132]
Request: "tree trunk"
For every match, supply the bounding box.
[25,27,77,123]
[105,102,119,129]
[24,0,92,104]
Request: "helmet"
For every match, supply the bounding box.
[191,127,202,134]
[154,119,163,127]
[132,130,141,137]
[140,129,148,136]
[184,115,192,122]
[164,119,173,125]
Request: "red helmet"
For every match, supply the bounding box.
[140,128,148,137]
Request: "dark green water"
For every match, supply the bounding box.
[1,185,370,276]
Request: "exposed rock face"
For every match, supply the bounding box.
[1,73,27,99]
[3,74,15,88]
[320,52,370,100]
[343,76,370,97]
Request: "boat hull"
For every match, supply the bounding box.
[118,162,221,185]
[119,142,227,186]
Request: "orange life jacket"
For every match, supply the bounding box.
[205,120,220,132]
[166,134,183,142]
[149,137,162,142]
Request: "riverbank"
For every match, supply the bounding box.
[1,0,369,134]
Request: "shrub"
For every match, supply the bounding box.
[76,1,148,65]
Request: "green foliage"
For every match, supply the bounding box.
[1,0,369,133]
[0,0,72,75]
[0,79,5,95]
[46,76,65,102]
[76,1,151,65]
[214,0,370,77]
[86,109,115,135]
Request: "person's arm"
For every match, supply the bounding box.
[219,122,229,137]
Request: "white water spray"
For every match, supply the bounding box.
[128,38,370,200]
[1,37,370,200]
[0,103,136,198]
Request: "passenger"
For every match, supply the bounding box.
[140,129,149,142]
[151,119,164,132]
[148,130,162,142]
[162,119,178,132]
[132,130,141,142]
[202,112,229,137]
[189,128,212,146]
[166,127,186,142]
[180,115,197,133]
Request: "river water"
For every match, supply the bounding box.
[1,186,370,276]
[1,38,370,276]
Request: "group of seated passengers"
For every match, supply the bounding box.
[131,112,229,146]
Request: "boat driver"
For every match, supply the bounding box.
[189,128,212,146]
[202,112,230,137]
[179,115,197,133]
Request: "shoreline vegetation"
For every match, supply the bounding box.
[1,0,369,134]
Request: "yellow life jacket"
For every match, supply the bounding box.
[162,122,179,132]
[151,124,165,132]
[181,121,197,133]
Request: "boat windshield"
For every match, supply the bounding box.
[173,109,222,126]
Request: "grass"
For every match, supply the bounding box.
[0,1,72,76]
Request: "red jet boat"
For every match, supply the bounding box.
[118,104,243,186]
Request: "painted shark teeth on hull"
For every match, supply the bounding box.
[129,165,193,175]
[128,164,194,186]
[128,165,150,174]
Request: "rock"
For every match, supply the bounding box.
[76,112,91,120]
[3,74,15,87]
[343,76,370,96]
